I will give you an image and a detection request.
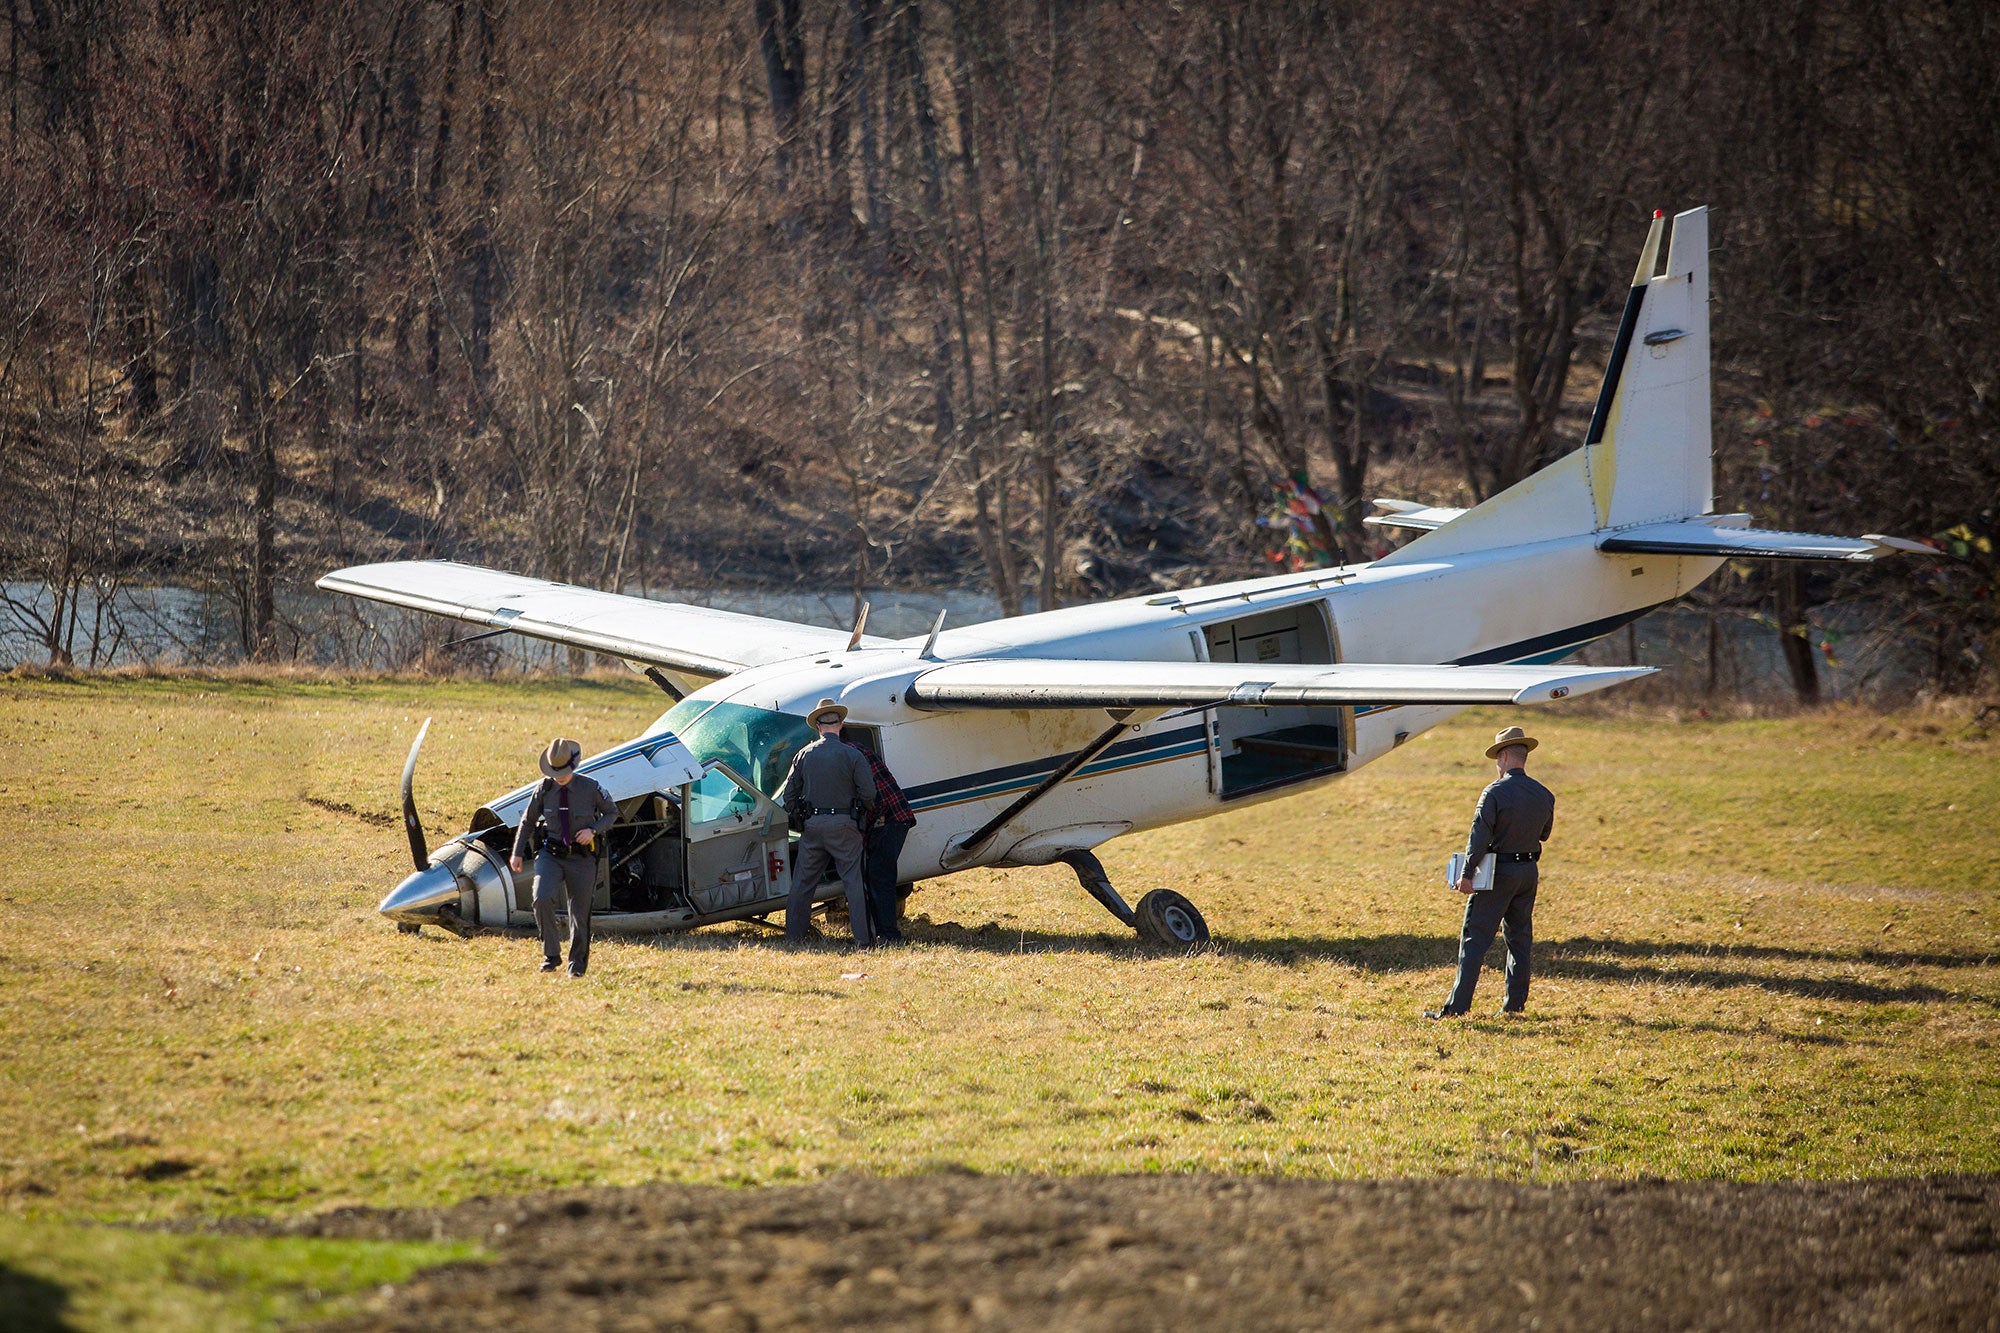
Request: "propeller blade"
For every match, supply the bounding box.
[400,717,432,872]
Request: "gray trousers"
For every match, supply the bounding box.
[787,814,871,946]
[533,847,597,974]
[1445,868,1537,1013]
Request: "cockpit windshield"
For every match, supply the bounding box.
[652,698,817,798]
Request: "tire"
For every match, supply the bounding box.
[396,922,422,935]
[1134,890,1209,949]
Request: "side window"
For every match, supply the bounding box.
[688,765,757,825]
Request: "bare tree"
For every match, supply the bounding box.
[1419,0,1685,499]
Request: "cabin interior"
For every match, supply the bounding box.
[1202,603,1347,797]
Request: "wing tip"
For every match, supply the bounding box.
[1514,665,1656,705]
[1861,534,1938,557]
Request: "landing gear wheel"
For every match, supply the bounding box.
[396,922,422,935]
[1134,890,1209,949]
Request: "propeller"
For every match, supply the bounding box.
[400,717,432,872]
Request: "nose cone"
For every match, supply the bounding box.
[379,862,461,923]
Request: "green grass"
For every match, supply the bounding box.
[1,675,1996,1265]
[0,1218,480,1330]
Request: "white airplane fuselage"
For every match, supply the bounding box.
[663,534,1719,884]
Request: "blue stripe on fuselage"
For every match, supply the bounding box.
[903,724,1207,812]
[904,603,1660,806]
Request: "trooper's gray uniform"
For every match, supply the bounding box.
[1444,768,1555,1013]
[781,737,877,944]
[512,774,619,975]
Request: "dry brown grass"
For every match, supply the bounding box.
[1,675,1995,1228]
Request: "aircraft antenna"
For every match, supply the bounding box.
[919,608,948,660]
[845,601,871,652]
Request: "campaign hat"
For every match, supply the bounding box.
[539,736,584,778]
[806,698,848,728]
[1484,725,1540,760]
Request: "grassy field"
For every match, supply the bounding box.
[2,673,1997,1322]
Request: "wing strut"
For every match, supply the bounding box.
[642,666,685,700]
[943,713,1136,869]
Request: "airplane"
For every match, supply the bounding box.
[321,206,1934,949]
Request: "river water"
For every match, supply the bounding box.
[0,581,1015,671]
[0,578,1928,702]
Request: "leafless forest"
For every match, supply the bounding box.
[1,0,1994,697]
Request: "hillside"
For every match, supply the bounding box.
[1,0,1993,691]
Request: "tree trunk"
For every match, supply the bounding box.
[252,414,277,658]
[245,348,277,658]
[466,0,503,422]
[1774,565,1820,704]
[122,265,157,419]
[850,0,885,264]
[424,0,464,397]
[753,0,804,191]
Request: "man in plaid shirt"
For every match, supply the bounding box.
[858,743,917,945]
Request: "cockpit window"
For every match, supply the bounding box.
[657,700,817,797]
[687,765,758,823]
[654,696,716,736]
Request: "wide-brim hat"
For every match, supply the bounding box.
[1485,725,1540,760]
[539,737,583,778]
[806,697,848,728]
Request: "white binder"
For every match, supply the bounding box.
[1446,852,1496,891]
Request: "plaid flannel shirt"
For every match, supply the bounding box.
[863,750,916,827]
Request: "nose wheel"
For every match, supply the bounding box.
[1059,850,1211,949]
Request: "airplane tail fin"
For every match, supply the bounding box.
[1379,206,1713,564]
[1588,206,1715,528]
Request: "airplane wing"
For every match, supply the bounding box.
[905,659,1653,710]
[318,560,882,677]
[1597,521,1935,562]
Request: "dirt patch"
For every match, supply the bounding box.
[302,795,397,828]
[275,1174,1999,1330]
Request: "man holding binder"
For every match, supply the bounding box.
[1426,725,1556,1018]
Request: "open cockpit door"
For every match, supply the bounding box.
[678,761,793,919]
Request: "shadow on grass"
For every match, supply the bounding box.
[605,912,1994,1007]
[1258,934,1984,1005]
[735,920,1988,1007]
[1536,955,1971,1006]
[0,1263,74,1332]
[1558,934,1998,971]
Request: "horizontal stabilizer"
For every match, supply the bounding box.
[1597,523,1935,562]
[1364,499,1467,533]
[318,560,880,676]
[906,658,1654,711]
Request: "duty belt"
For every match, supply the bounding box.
[543,840,593,857]
[1495,850,1540,863]
[809,806,851,817]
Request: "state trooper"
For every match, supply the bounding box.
[780,698,877,946]
[510,737,619,977]
[1427,725,1556,1018]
